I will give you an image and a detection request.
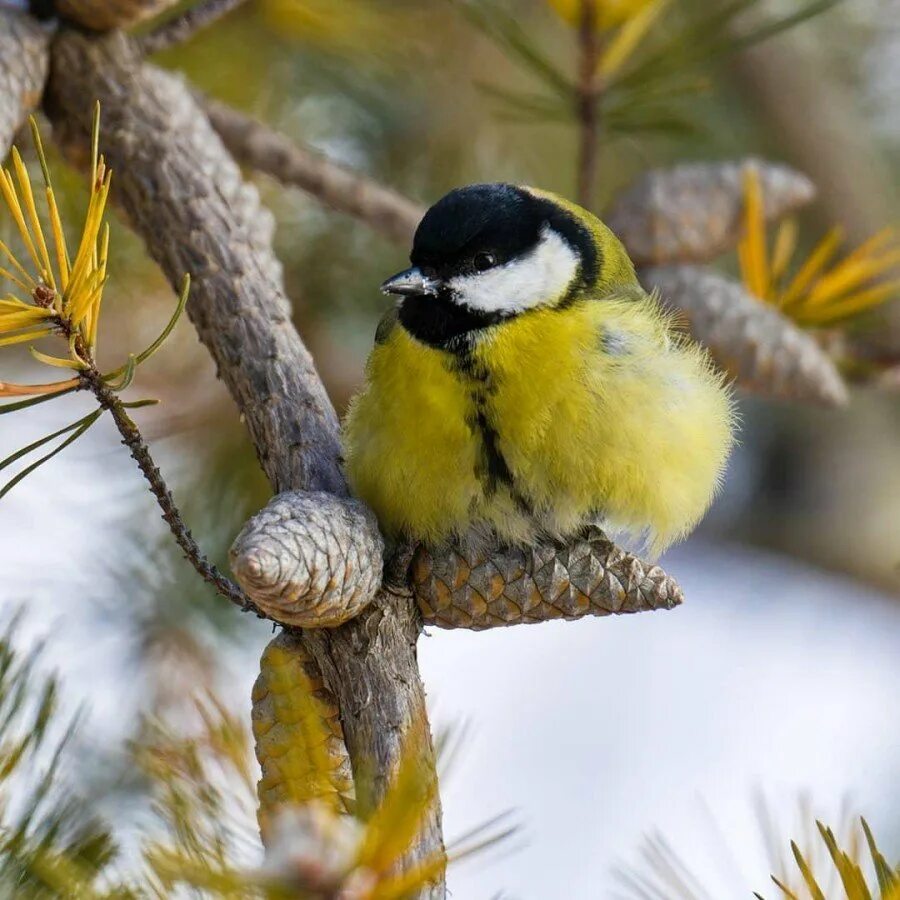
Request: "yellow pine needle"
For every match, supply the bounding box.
[800,279,900,326]
[66,182,107,295]
[64,181,110,326]
[90,102,101,191]
[0,309,54,332]
[69,271,107,330]
[546,0,658,31]
[0,265,33,295]
[28,116,73,291]
[599,0,670,78]
[0,170,43,279]
[770,219,799,291]
[0,239,36,290]
[838,225,895,269]
[0,327,54,347]
[780,226,843,310]
[0,296,40,311]
[791,841,827,900]
[88,223,110,350]
[46,188,71,290]
[29,346,85,370]
[805,249,900,309]
[11,149,55,291]
[0,377,78,397]
[739,167,770,301]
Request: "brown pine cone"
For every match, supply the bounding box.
[411,526,683,630]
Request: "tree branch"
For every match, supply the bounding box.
[203,97,424,247]
[45,30,444,894]
[0,10,50,160]
[81,368,261,616]
[139,0,250,56]
[47,34,343,498]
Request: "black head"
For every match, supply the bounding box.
[382,184,600,350]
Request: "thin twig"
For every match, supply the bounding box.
[203,96,424,246]
[139,0,249,55]
[78,366,263,618]
[576,0,602,209]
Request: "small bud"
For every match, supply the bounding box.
[32,284,56,309]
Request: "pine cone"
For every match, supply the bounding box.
[608,159,815,266]
[252,631,355,839]
[230,492,384,627]
[644,265,849,407]
[411,526,683,630]
[0,11,49,159]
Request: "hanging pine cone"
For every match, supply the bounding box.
[230,492,384,627]
[252,631,355,840]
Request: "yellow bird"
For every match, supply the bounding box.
[343,184,734,554]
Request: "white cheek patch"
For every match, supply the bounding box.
[448,226,579,314]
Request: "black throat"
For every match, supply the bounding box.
[398,293,508,351]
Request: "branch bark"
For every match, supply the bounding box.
[0,10,50,160]
[48,35,343,498]
[203,97,424,247]
[45,30,444,894]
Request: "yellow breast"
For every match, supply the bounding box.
[343,294,734,552]
[342,324,486,543]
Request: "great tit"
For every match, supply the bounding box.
[343,183,735,553]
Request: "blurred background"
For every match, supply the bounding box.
[2,0,899,896]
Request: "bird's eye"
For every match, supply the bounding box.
[473,252,497,272]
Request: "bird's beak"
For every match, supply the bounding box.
[381,267,440,297]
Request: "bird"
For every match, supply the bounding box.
[342,183,735,554]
